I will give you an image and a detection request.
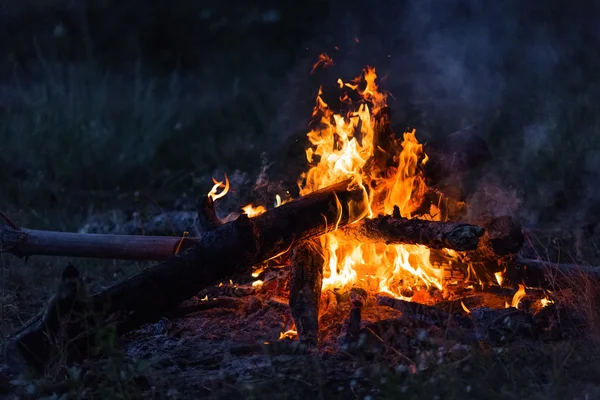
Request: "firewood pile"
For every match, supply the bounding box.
[1,65,596,383]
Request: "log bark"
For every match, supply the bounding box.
[0,226,197,261]
[289,238,324,346]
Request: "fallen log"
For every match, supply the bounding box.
[87,180,367,324]
[7,179,365,372]
[0,226,195,261]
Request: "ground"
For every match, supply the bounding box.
[3,1,600,399]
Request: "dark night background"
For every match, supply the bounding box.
[2,0,600,397]
[2,0,600,228]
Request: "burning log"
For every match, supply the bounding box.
[289,238,324,346]
[341,207,484,251]
[86,180,365,325]
[0,207,497,262]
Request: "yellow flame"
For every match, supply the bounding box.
[461,301,470,314]
[540,297,554,307]
[297,63,442,298]
[278,330,298,340]
[494,272,504,287]
[207,174,230,201]
[200,295,208,302]
[252,280,264,288]
[242,204,267,218]
[511,284,526,308]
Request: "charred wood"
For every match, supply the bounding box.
[339,287,368,346]
[195,195,222,232]
[341,207,485,251]
[289,238,324,346]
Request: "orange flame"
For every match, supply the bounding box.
[511,284,526,308]
[310,53,334,74]
[207,174,230,201]
[278,329,298,340]
[297,63,442,298]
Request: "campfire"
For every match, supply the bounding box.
[195,63,549,346]
[2,60,583,375]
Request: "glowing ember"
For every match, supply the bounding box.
[297,64,442,298]
[511,284,526,308]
